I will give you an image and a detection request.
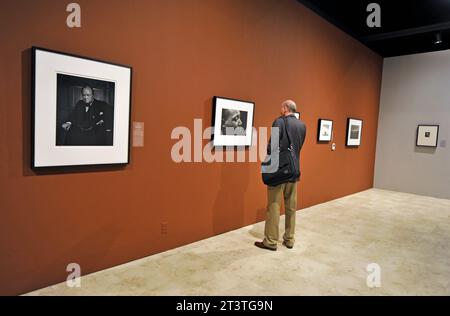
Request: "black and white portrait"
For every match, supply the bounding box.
[318,119,333,142]
[56,74,115,146]
[322,124,330,136]
[221,109,248,136]
[32,47,132,168]
[350,125,360,140]
[346,118,363,147]
[212,96,255,147]
[416,125,439,147]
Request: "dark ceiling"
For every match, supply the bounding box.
[297,0,450,57]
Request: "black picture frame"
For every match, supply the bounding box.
[416,124,439,148]
[211,96,255,147]
[346,118,363,147]
[31,47,133,169]
[317,119,333,142]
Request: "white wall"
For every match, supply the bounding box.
[374,50,450,199]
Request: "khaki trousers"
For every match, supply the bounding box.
[263,182,297,249]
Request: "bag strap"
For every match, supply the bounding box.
[282,116,294,149]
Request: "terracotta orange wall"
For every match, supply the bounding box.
[0,0,382,295]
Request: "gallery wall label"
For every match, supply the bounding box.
[133,122,144,147]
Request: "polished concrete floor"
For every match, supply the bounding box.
[26,189,450,296]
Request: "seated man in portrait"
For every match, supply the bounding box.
[62,85,114,146]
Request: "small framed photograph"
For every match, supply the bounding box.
[416,125,439,147]
[32,47,132,168]
[212,96,255,147]
[317,119,333,142]
[346,118,363,147]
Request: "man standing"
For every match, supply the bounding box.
[255,100,306,251]
[62,85,114,146]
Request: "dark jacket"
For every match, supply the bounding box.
[65,99,114,146]
[267,114,307,182]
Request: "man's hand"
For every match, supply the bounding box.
[234,126,246,136]
[62,122,72,131]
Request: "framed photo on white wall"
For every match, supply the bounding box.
[32,47,132,168]
[416,125,439,147]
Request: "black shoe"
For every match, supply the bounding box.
[254,241,277,251]
[282,241,293,249]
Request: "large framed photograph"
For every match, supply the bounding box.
[416,125,439,147]
[346,118,363,147]
[317,119,333,142]
[32,47,132,168]
[212,96,255,147]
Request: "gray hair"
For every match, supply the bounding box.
[82,85,93,94]
[282,100,297,113]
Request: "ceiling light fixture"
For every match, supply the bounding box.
[434,32,443,45]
